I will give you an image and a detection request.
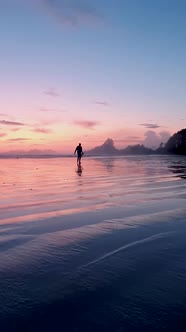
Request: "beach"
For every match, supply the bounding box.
[1,155,186,331]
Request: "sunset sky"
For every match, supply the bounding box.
[0,0,186,153]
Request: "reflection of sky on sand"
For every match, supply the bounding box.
[1,156,186,225]
[1,156,186,331]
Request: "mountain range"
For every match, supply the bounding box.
[86,138,154,155]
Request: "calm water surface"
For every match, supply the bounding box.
[0,155,186,331]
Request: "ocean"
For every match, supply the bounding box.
[0,155,186,331]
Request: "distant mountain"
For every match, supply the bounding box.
[86,139,154,155]
[87,138,119,155]
[120,144,154,155]
[165,128,186,155]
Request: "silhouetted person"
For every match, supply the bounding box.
[74,143,84,165]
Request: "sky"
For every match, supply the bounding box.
[0,0,186,153]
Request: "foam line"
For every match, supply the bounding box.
[84,231,175,268]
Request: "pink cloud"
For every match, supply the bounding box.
[11,128,21,132]
[74,120,99,129]
[31,128,52,134]
[0,132,7,137]
[7,138,31,142]
[0,120,25,126]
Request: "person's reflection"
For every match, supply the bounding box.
[76,164,83,176]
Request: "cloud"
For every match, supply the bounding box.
[11,127,21,132]
[143,130,171,149]
[39,0,103,26]
[159,130,171,142]
[140,123,160,129]
[0,120,25,126]
[74,120,99,129]
[0,132,7,138]
[93,101,109,107]
[0,113,7,117]
[44,88,60,97]
[7,138,31,142]
[31,128,52,134]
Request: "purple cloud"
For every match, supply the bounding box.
[0,120,25,126]
[93,101,109,106]
[39,0,103,26]
[0,113,7,117]
[74,120,99,129]
[44,88,60,97]
[143,130,170,148]
[159,131,171,142]
[140,123,160,129]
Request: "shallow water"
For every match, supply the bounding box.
[0,155,186,331]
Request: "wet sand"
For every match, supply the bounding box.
[0,155,186,331]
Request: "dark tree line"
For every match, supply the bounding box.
[164,128,186,155]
